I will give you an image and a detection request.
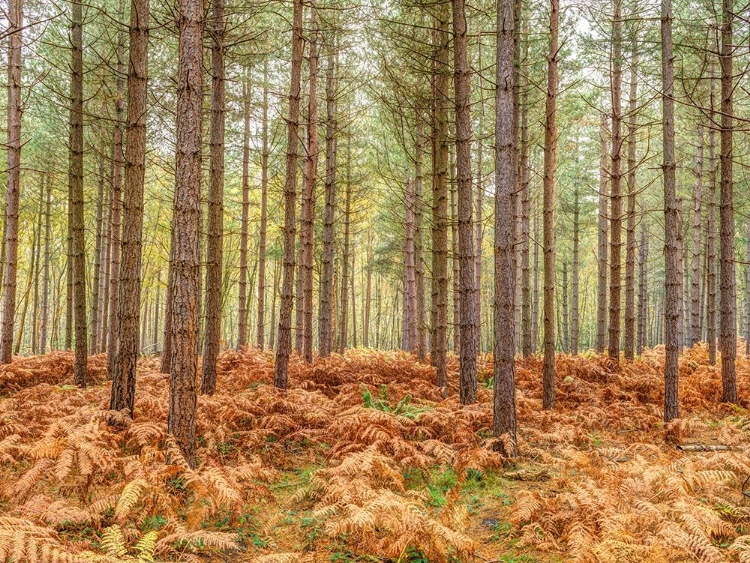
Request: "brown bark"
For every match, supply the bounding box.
[719,0,737,403]
[542,0,558,409]
[608,0,623,363]
[637,226,648,354]
[662,0,679,422]
[201,0,226,394]
[453,0,477,404]
[90,146,105,354]
[338,163,351,354]
[493,0,517,457]
[319,48,337,357]
[69,0,87,386]
[520,59,532,357]
[40,175,51,354]
[707,71,717,364]
[110,0,150,414]
[256,61,270,350]
[403,179,417,352]
[415,117,427,361]
[571,184,580,355]
[532,209,539,352]
[691,125,703,347]
[167,0,203,466]
[237,67,251,350]
[0,0,23,364]
[108,21,125,377]
[431,7,449,389]
[623,41,638,360]
[596,113,608,353]
[300,5,319,364]
[274,0,304,389]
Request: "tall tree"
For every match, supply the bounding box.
[542,0,558,409]
[256,62,270,350]
[493,0,517,458]
[690,125,703,347]
[40,176,51,354]
[319,47,337,357]
[661,0,679,422]
[168,0,203,465]
[596,113,608,353]
[69,0,87,386]
[719,0,737,403]
[237,66,251,350]
[431,5,450,390]
[706,70,717,365]
[274,0,304,389]
[110,0,150,414]
[453,0,477,404]
[300,5,319,364]
[202,0,226,394]
[0,0,23,364]
[608,0,623,363]
[623,39,638,361]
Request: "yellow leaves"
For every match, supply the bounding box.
[114,479,149,522]
[100,525,127,558]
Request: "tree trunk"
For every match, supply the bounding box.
[256,62,270,350]
[274,0,304,388]
[69,0,87,386]
[453,0,477,404]
[269,259,279,349]
[746,219,750,357]
[350,250,357,348]
[450,162,460,354]
[571,184,580,355]
[707,70,717,365]
[90,147,105,354]
[300,5,319,364]
[108,22,125,376]
[99,183,111,352]
[608,0,623,363]
[623,40,638,360]
[167,0,202,466]
[338,165,351,354]
[520,64,532,357]
[364,230,372,347]
[0,0,23,363]
[561,262,568,353]
[110,0,150,414]
[691,125,703,347]
[431,7,449,389]
[542,0,558,409]
[637,226,648,354]
[403,179,417,351]
[40,175,51,355]
[532,209,539,352]
[415,117,427,361]
[661,0,679,422]
[237,66,251,350]
[319,47,337,357]
[201,0,225,394]
[719,0,737,403]
[493,0,518,457]
[596,113,608,353]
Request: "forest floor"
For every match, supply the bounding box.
[1,346,750,562]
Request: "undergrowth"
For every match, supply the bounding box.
[0,344,749,561]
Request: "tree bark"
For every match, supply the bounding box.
[274,0,304,388]
[237,66,251,350]
[201,0,226,394]
[623,40,638,360]
[167,0,203,465]
[108,22,125,377]
[453,0,478,404]
[571,183,580,355]
[719,0,737,403]
[431,7,449,389]
[338,160,351,354]
[542,0,558,409]
[69,0,87,386]
[0,0,23,364]
[40,175,51,355]
[90,147,106,354]
[596,113,609,353]
[707,70,718,365]
[110,0,150,414]
[637,226,648,354]
[255,62,270,351]
[661,0,679,422]
[403,179,417,351]
[415,117,427,361]
[493,0,517,457]
[319,47,337,357]
[608,0,623,363]
[691,125,703,347]
[300,5,319,364]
